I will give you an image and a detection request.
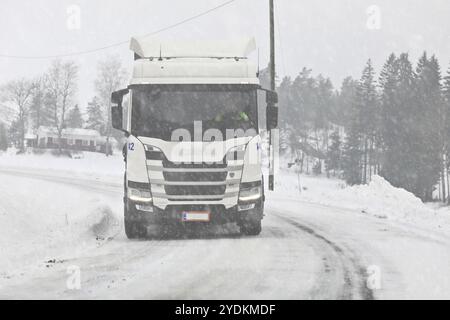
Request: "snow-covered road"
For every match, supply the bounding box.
[1,167,450,300]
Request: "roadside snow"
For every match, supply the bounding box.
[2,150,450,281]
[0,150,123,182]
[2,150,449,234]
[0,151,123,281]
[272,169,450,232]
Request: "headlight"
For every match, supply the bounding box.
[128,187,153,203]
[144,145,164,161]
[239,185,262,202]
[144,145,162,152]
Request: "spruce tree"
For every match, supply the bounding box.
[380,53,421,197]
[379,53,401,183]
[343,78,364,185]
[29,77,53,130]
[342,125,362,185]
[413,53,443,201]
[66,104,84,128]
[443,64,450,203]
[326,129,342,176]
[0,122,8,151]
[356,59,379,183]
[336,77,359,127]
[86,97,105,134]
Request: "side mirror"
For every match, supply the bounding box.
[266,91,278,131]
[111,89,129,131]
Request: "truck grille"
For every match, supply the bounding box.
[146,149,242,203]
[163,171,227,182]
[162,159,227,169]
[164,185,226,196]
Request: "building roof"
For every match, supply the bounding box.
[24,133,37,140]
[37,126,101,138]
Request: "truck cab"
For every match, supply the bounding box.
[111,37,278,239]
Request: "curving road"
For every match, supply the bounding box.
[1,168,450,300]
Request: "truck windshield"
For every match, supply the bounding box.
[131,85,258,141]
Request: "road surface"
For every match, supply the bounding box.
[1,168,450,300]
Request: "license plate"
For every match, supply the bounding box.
[181,211,211,222]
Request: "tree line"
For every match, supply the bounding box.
[277,52,450,203]
[0,55,127,155]
[2,51,450,202]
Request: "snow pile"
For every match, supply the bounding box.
[324,176,433,220]
[271,170,450,230]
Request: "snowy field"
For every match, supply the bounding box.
[1,150,450,299]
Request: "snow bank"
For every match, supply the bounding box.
[0,150,123,181]
[0,175,122,270]
[320,176,433,220]
[271,170,450,231]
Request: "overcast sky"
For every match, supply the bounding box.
[1,0,450,109]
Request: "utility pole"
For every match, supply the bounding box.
[269,0,275,92]
[268,0,276,190]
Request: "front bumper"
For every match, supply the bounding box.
[126,200,262,225]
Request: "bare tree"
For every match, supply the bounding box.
[46,60,78,154]
[94,55,127,156]
[1,79,34,152]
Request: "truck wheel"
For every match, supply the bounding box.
[124,219,147,239]
[239,219,262,236]
[124,198,146,239]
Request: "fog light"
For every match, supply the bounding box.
[136,204,154,212]
[128,187,152,203]
[238,203,256,211]
[238,185,262,202]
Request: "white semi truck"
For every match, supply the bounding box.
[111,37,278,239]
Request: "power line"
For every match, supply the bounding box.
[0,0,237,60]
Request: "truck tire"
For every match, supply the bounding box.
[239,187,264,236]
[124,194,147,239]
[124,218,147,239]
[239,219,262,236]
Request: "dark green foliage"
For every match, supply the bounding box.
[342,59,379,185]
[85,97,105,134]
[275,52,447,201]
[29,78,53,129]
[379,53,443,201]
[0,122,8,151]
[66,104,84,128]
[326,129,342,176]
[342,126,362,185]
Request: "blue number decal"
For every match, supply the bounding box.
[128,143,135,151]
